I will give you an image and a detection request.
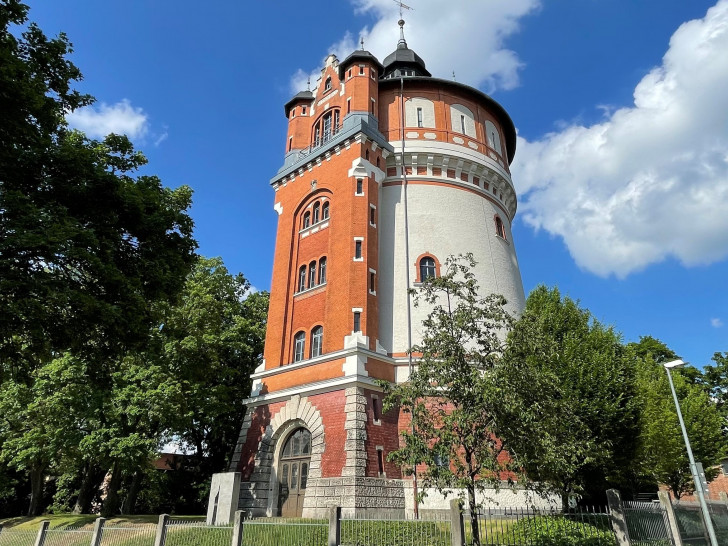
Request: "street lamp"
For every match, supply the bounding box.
[663,359,719,546]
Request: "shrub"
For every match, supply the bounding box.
[511,515,616,546]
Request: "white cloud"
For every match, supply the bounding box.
[512,0,728,278]
[67,99,149,140]
[290,0,540,93]
[711,318,724,328]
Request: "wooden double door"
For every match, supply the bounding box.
[278,428,311,518]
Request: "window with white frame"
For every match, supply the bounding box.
[293,331,305,362]
[310,326,323,358]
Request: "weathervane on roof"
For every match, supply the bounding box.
[392,0,413,47]
[361,36,365,50]
[306,77,311,91]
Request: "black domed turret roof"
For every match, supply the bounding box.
[382,43,430,77]
[338,50,384,79]
[283,90,314,117]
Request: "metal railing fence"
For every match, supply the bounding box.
[43,527,94,546]
[0,529,37,546]
[340,509,451,546]
[463,506,616,546]
[99,524,156,546]
[163,518,233,546]
[672,500,728,546]
[623,501,673,545]
[242,517,327,546]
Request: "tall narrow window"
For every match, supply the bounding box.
[420,257,436,280]
[310,326,323,358]
[359,64,365,75]
[371,99,375,115]
[417,107,423,128]
[372,396,381,421]
[369,271,376,293]
[308,261,317,288]
[298,266,307,292]
[377,448,385,476]
[293,332,305,362]
[322,201,330,220]
[303,212,311,229]
[355,241,362,259]
[365,149,369,161]
[288,136,293,152]
[314,124,321,147]
[495,216,507,240]
[356,179,363,194]
[347,99,351,114]
[312,202,320,224]
[460,114,466,134]
[348,68,352,78]
[370,206,376,225]
[334,110,340,133]
[323,113,332,143]
[318,257,327,284]
[353,311,361,332]
[302,106,307,115]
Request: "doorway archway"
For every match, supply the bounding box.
[277,428,311,517]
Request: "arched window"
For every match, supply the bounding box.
[303,211,311,229]
[293,331,306,362]
[322,201,329,220]
[312,202,320,224]
[318,257,327,284]
[324,77,332,92]
[308,261,317,288]
[495,216,507,240]
[420,257,436,280]
[282,428,311,458]
[310,326,323,358]
[298,265,307,292]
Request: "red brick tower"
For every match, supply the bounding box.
[212,24,525,519]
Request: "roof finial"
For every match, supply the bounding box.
[392,0,413,48]
[452,71,456,81]
[306,77,311,91]
[360,36,365,50]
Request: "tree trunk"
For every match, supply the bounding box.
[73,463,100,514]
[468,482,480,546]
[101,461,123,517]
[561,490,570,512]
[121,470,143,515]
[27,465,45,517]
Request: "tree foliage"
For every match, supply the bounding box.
[0,0,197,375]
[383,254,515,546]
[497,286,641,506]
[629,338,725,499]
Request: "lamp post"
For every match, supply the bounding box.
[663,359,719,546]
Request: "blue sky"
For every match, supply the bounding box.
[25,0,727,368]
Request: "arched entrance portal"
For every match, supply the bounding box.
[278,428,311,517]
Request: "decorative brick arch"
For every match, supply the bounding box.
[263,395,325,516]
[414,252,442,282]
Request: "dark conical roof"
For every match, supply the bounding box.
[283,90,314,117]
[381,20,431,78]
[338,50,384,79]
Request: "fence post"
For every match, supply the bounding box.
[90,517,106,546]
[606,489,631,546]
[33,520,50,546]
[658,491,684,546]
[449,499,465,546]
[231,510,245,546]
[154,514,169,546]
[328,506,341,546]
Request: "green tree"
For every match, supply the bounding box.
[383,255,515,546]
[702,352,728,425]
[0,1,197,376]
[497,286,641,507]
[631,340,725,499]
[157,257,268,508]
